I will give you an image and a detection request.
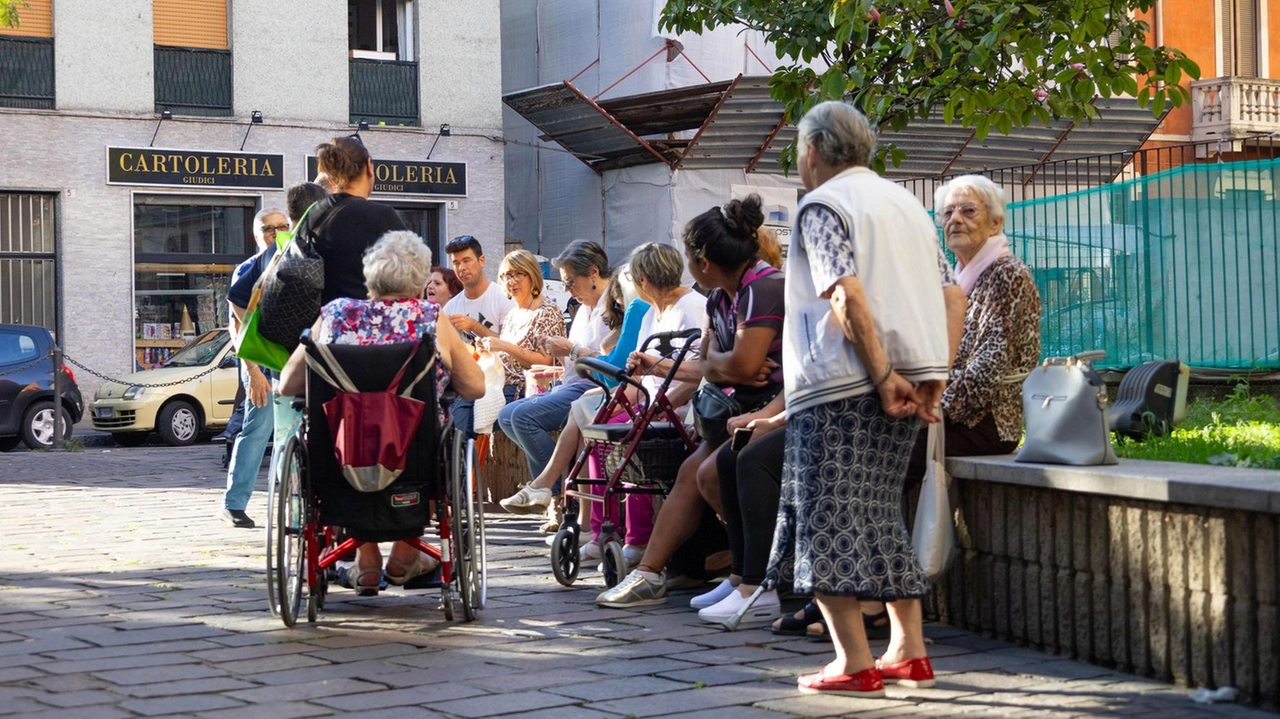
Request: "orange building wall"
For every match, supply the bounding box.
[0,0,52,38]
[1139,0,1221,140]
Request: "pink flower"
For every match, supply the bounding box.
[944,0,956,16]
[868,6,881,21]
[1034,89,1049,100]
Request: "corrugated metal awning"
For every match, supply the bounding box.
[503,75,1168,182]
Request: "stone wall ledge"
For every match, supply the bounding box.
[948,456,1280,515]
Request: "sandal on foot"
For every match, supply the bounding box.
[773,600,823,637]
[805,617,832,643]
[385,552,440,587]
[863,607,891,641]
[354,559,383,597]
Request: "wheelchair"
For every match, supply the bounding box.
[550,328,702,588]
[264,334,486,627]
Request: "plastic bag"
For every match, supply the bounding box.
[912,420,956,582]
[471,351,506,435]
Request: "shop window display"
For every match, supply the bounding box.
[133,195,254,369]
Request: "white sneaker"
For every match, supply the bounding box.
[499,485,553,514]
[690,577,736,610]
[578,540,602,567]
[622,544,645,568]
[696,588,781,625]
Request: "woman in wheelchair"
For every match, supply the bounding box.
[279,230,484,594]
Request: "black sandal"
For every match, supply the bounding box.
[863,607,890,641]
[773,600,822,637]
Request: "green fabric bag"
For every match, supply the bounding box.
[236,302,291,372]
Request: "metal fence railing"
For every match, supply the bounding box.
[898,138,1280,370]
[0,193,57,333]
[349,59,419,126]
[154,46,232,117]
[0,36,54,109]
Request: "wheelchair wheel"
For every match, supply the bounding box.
[601,538,627,589]
[449,432,484,621]
[441,585,455,621]
[273,435,308,628]
[550,524,580,586]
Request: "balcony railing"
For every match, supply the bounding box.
[154,46,232,117]
[1191,76,1280,142]
[350,58,419,126]
[0,36,54,109]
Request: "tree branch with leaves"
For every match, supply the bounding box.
[661,0,1200,172]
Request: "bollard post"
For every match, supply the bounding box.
[51,343,64,451]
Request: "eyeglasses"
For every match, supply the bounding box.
[346,132,366,148]
[940,203,982,222]
[259,223,289,234]
[501,270,531,282]
[561,274,581,292]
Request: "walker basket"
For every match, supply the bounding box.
[604,437,688,488]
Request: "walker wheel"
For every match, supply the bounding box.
[601,539,627,589]
[550,524,581,586]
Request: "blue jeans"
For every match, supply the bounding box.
[451,384,518,440]
[224,365,273,511]
[498,381,590,480]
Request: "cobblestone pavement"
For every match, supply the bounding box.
[1,444,1274,718]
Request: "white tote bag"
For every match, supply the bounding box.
[471,351,506,436]
[912,420,956,582]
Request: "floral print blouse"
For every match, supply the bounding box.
[497,300,565,394]
[942,255,1042,441]
[315,298,451,421]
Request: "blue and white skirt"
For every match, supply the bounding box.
[766,393,930,600]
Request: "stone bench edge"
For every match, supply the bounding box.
[946,455,1280,515]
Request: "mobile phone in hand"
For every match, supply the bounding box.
[731,426,753,452]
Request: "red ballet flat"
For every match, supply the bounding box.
[797,667,885,697]
[876,656,936,688]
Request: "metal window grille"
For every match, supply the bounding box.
[0,193,57,333]
[0,37,54,109]
[154,46,233,116]
[349,58,419,126]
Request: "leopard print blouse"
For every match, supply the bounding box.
[943,255,1041,441]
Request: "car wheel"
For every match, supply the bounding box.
[21,401,73,450]
[157,400,200,446]
[0,436,21,452]
[112,432,150,448]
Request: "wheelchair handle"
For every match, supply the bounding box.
[298,328,315,348]
[640,327,702,357]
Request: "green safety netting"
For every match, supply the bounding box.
[939,158,1280,370]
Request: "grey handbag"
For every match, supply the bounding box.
[1015,351,1118,466]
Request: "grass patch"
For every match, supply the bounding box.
[1114,383,1280,468]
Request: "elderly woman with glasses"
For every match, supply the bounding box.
[497,241,615,526]
[477,249,566,402]
[904,175,1041,479]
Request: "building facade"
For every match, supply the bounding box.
[0,0,503,400]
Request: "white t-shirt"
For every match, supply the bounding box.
[443,281,517,336]
[635,290,706,396]
[563,302,611,385]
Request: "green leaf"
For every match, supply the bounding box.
[822,69,847,101]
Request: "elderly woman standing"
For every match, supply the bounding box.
[906,175,1042,472]
[769,101,965,698]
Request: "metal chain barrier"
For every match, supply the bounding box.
[64,354,224,388]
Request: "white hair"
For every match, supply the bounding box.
[797,101,878,168]
[363,231,433,298]
[935,175,1008,225]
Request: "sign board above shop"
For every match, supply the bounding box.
[107,147,285,190]
[306,156,467,197]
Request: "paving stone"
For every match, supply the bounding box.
[190,701,338,719]
[657,663,776,686]
[545,674,689,701]
[119,694,245,716]
[312,682,485,710]
[92,661,227,686]
[755,693,920,717]
[585,683,798,717]
[118,677,258,698]
[430,689,580,717]
[226,677,389,704]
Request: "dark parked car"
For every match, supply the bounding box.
[0,324,84,450]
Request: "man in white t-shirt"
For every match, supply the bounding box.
[442,235,516,340]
